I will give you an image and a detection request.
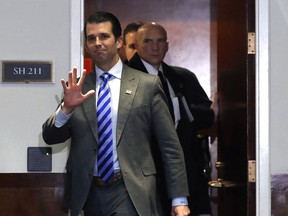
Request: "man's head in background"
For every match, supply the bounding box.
[122,21,145,62]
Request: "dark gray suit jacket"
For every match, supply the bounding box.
[42,64,189,216]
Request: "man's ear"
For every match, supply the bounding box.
[134,42,139,51]
[84,41,88,52]
[116,36,123,48]
[165,42,169,53]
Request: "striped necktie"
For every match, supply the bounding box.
[97,73,114,183]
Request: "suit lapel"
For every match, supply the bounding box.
[162,63,183,96]
[128,52,148,73]
[81,68,139,144]
[116,65,138,145]
[163,64,192,123]
[82,72,98,140]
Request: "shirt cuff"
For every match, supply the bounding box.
[55,106,72,128]
[171,197,188,206]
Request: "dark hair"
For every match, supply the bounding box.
[84,11,122,41]
[123,21,145,45]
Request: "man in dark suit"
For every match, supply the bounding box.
[120,21,145,63]
[128,22,215,216]
[42,11,190,216]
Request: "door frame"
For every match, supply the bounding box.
[71,0,84,73]
[256,0,270,215]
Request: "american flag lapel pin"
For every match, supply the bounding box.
[125,90,132,95]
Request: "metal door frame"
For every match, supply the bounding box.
[73,1,271,215]
[256,0,270,215]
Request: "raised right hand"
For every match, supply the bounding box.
[60,67,95,114]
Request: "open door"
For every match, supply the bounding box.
[84,0,256,215]
[209,0,256,215]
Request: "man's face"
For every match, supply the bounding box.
[85,21,122,71]
[135,26,168,69]
[124,31,137,61]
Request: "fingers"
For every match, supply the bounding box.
[67,67,78,87]
[64,67,86,86]
[61,79,67,92]
[83,89,96,102]
[67,69,73,86]
[62,67,88,94]
[78,69,87,86]
[171,206,190,216]
[72,67,77,85]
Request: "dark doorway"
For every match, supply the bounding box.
[84,1,256,215]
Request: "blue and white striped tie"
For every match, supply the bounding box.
[97,73,114,183]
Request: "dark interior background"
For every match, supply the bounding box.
[84,0,216,98]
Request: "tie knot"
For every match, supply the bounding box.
[100,73,113,82]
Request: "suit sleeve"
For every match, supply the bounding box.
[42,112,71,145]
[150,76,190,199]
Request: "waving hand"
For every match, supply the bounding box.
[60,68,95,114]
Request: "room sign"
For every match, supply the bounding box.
[2,61,53,83]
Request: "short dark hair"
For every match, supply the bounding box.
[84,11,122,41]
[123,21,145,45]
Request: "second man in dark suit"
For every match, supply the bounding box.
[129,22,215,216]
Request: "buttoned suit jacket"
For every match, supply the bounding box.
[42,64,189,216]
[129,53,215,213]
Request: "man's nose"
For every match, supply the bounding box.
[89,36,102,46]
[151,41,159,50]
[94,37,101,45]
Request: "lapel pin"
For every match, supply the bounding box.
[125,90,132,95]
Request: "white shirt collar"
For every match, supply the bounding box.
[140,59,163,75]
[95,58,123,80]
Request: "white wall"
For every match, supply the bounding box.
[0,0,82,172]
[270,0,288,173]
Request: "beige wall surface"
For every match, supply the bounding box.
[0,0,72,172]
[270,0,288,173]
